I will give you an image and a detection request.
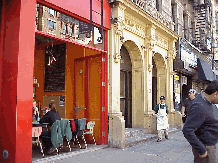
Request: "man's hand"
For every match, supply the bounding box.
[199,151,207,158]
[182,113,186,117]
[181,107,186,117]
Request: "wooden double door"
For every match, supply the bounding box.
[74,54,106,144]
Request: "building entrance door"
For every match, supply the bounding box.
[120,45,132,128]
[74,54,103,144]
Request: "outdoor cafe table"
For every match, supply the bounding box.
[32,122,49,144]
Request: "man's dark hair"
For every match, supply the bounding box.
[49,103,57,111]
[204,80,218,95]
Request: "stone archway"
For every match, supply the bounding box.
[121,40,144,128]
[152,52,167,104]
[120,45,132,128]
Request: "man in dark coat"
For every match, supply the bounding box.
[181,89,196,124]
[182,80,218,163]
[40,103,61,153]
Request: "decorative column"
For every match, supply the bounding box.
[143,25,156,134]
[167,39,177,111]
[167,38,180,128]
[108,2,126,149]
[145,25,156,112]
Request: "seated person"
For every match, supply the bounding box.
[32,100,39,121]
[39,103,61,153]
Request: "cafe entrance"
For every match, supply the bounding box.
[34,33,107,145]
[0,0,110,162]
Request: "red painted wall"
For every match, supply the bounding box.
[0,0,36,162]
[38,0,111,29]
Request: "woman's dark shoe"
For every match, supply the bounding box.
[165,135,169,139]
[157,138,161,142]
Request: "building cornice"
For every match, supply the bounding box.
[111,0,180,40]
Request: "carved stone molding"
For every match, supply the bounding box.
[169,47,177,59]
[124,13,146,38]
[148,64,153,72]
[113,16,125,36]
[114,53,122,63]
[145,36,155,51]
[155,32,168,50]
[122,0,176,36]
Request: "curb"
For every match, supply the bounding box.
[32,145,108,163]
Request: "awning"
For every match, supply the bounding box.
[197,58,216,81]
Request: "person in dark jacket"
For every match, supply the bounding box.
[182,80,218,163]
[40,103,61,127]
[40,103,61,153]
[181,89,197,124]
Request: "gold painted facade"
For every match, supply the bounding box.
[108,0,180,148]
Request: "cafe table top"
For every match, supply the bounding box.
[32,121,49,127]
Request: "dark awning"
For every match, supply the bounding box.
[197,58,215,81]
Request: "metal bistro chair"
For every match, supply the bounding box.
[70,119,82,149]
[84,121,96,145]
[32,126,44,157]
[73,118,87,149]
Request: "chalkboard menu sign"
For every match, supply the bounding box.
[44,43,66,92]
[79,21,92,38]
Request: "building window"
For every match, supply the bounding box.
[47,20,56,30]
[68,26,72,36]
[62,24,67,34]
[47,8,57,17]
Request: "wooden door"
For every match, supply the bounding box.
[74,55,102,144]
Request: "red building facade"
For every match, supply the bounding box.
[0,0,110,162]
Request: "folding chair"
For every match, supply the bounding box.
[32,127,44,157]
[78,118,87,148]
[84,121,96,145]
[70,119,82,149]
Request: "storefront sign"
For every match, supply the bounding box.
[79,21,92,38]
[174,75,179,81]
[181,45,197,69]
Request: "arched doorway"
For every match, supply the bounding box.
[152,58,157,110]
[120,45,132,128]
[152,52,166,105]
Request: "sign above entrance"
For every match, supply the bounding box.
[35,3,105,51]
[79,21,92,38]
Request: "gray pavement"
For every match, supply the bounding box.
[33,131,218,163]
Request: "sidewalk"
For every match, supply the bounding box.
[125,127,181,148]
[32,127,181,163]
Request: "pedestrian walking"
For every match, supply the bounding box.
[181,89,197,124]
[153,96,169,142]
[182,80,218,163]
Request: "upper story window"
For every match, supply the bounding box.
[48,8,57,17]
[62,24,67,34]
[68,26,73,36]
[47,20,56,30]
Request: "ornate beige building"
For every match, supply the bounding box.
[108,0,180,148]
